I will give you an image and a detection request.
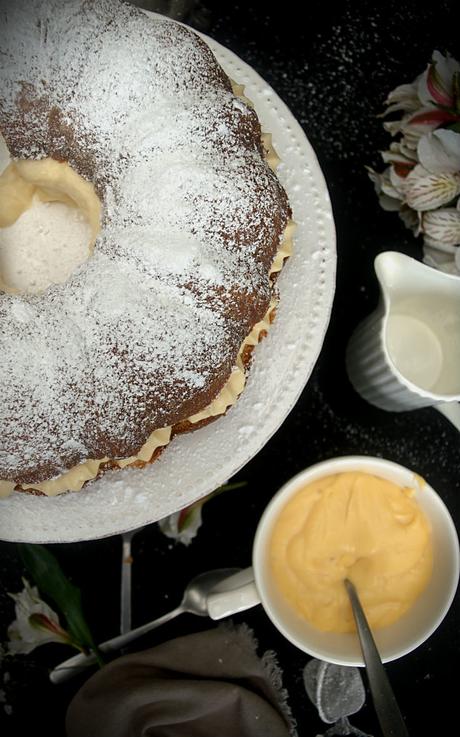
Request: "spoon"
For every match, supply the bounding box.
[344,578,409,737]
[120,526,147,636]
[50,566,240,685]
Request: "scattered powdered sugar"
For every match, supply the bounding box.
[0,0,289,481]
[303,659,366,725]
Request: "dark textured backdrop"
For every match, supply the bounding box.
[1,1,459,735]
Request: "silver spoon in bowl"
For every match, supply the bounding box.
[344,578,409,737]
[50,566,240,685]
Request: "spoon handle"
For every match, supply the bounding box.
[344,579,409,737]
[49,605,183,685]
[120,531,134,635]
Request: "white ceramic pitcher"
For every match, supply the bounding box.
[346,251,460,431]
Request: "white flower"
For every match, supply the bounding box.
[399,205,421,235]
[382,50,460,115]
[371,50,460,270]
[423,246,460,275]
[422,207,460,248]
[383,80,422,115]
[7,579,73,655]
[367,167,403,211]
[417,50,460,107]
[422,198,460,275]
[384,108,456,152]
[418,129,460,174]
[157,481,245,546]
[381,141,418,167]
[403,165,460,211]
[158,504,203,546]
[401,112,439,150]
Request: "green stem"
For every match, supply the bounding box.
[91,646,106,668]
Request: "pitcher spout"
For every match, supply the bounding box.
[374,251,460,305]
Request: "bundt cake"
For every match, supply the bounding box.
[0,0,291,496]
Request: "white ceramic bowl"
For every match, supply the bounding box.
[253,455,460,666]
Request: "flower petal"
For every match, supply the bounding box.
[399,139,418,160]
[422,208,460,246]
[383,81,421,115]
[426,62,454,107]
[379,194,403,212]
[431,50,460,95]
[423,246,460,275]
[407,108,459,126]
[418,130,460,173]
[7,578,71,654]
[399,205,420,234]
[417,50,460,106]
[404,165,460,211]
[381,142,417,172]
[158,505,203,546]
[7,628,62,655]
[388,166,407,196]
[383,119,404,137]
[399,109,443,150]
[368,167,403,211]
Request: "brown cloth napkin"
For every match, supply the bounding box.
[66,624,296,737]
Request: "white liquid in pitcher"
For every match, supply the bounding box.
[386,314,443,391]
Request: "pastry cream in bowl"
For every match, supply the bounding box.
[269,470,433,633]
[252,456,459,665]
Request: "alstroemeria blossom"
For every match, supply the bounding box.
[383,51,460,115]
[384,108,453,151]
[367,167,402,211]
[422,207,460,248]
[7,579,74,655]
[423,245,459,275]
[418,129,460,174]
[403,165,460,211]
[417,50,460,108]
[423,197,460,274]
[158,504,203,546]
[383,80,422,115]
[381,141,417,175]
[399,205,420,234]
[157,481,246,546]
[382,51,460,155]
[370,50,460,275]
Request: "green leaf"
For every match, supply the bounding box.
[206,480,248,500]
[18,544,103,664]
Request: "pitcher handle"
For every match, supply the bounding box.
[435,402,460,432]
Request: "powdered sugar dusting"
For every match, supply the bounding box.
[0,0,289,483]
[0,198,91,293]
[0,30,336,542]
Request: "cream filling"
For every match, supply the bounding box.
[0,90,294,497]
[19,427,173,496]
[187,296,278,425]
[0,225,290,498]
[0,293,281,498]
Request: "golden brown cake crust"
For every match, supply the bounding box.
[0,0,290,486]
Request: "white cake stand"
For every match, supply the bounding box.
[0,27,336,543]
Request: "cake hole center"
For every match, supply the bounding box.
[0,156,101,295]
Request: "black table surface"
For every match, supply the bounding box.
[1,1,459,735]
